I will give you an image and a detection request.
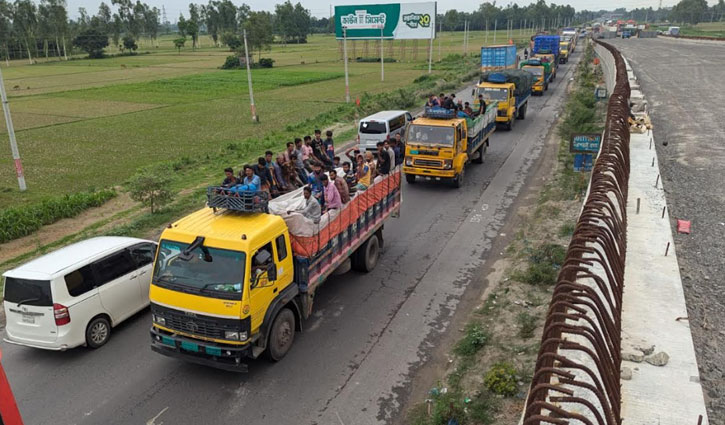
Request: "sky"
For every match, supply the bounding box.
[65,0,702,20]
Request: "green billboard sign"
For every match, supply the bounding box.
[335,2,436,40]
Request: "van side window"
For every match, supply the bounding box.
[65,265,96,297]
[129,243,156,267]
[93,251,136,286]
[389,115,405,132]
[275,235,287,261]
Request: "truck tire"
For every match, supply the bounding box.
[353,234,380,272]
[473,143,486,164]
[405,173,416,184]
[267,308,295,361]
[453,168,464,188]
[505,118,513,131]
[517,103,527,120]
[544,82,549,91]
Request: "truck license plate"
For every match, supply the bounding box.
[181,341,199,352]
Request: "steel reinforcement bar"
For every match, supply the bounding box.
[521,40,631,425]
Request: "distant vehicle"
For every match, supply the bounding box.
[477,70,532,129]
[521,59,553,95]
[2,237,157,350]
[357,110,413,153]
[480,45,518,72]
[668,26,680,36]
[622,30,631,39]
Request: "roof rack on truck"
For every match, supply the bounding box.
[206,187,270,213]
[423,106,457,120]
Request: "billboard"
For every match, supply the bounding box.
[334,2,436,40]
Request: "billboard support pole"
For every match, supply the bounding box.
[485,19,488,45]
[380,26,384,82]
[437,20,441,61]
[427,21,433,73]
[242,29,259,123]
[343,27,350,103]
[493,19,497,43]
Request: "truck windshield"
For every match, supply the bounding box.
[478,87,508,102]
[153,239,246,300]
[524,67,544,77]
[407,125,455,146]
[360,121,387,134]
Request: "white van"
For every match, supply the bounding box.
[358,110,413,152]
[2,236,157,351]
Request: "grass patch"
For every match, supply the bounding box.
[558,221,576,237]
[454,322,490,357]
[0,189,116,243]
[516,312,537,339]
[484,362,519,397]
[511,243,566,286]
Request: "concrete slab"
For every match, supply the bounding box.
[621,79,709,423]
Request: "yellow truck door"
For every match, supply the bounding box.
[248,242,278,332]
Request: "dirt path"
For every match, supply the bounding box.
[0,192,138,265]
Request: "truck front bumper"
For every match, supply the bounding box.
[495,115,512,123]
[403,166,455,179]
[150,326,251,372]
[532,85,544,93]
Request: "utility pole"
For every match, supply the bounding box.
[380,25,384,81]
[485,19,488,45]
[493,19,497,44]
[428,20,434,73]
[0,66,26,191]
[438,20,442,61]
[242,29,258,123]
[342,27,350,103]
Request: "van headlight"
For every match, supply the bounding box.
[443,160,453,170]
[225,331,249,341]
[405,156,413,166]
[153,314,166,326]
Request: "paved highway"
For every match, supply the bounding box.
[2,53,579,425]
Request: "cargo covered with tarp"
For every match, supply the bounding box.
[520,59,552,75]
[480,70,533,97]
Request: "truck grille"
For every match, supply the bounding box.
[413,159,443,168]
[151,303,242,340]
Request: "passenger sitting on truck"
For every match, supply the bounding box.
[221,167,238,189]
[320,174,342,212]
[307,162,325,206]
[355,154,372,191]
[312,130,333,170]
[342,162,357,194]
[329,170,350,204]
[230,165,260,194]
[288,186,322,223]
[251,157,275,195]
[345,148,360,173]
[464,102,474,117]
[426,94,439,107]
[384,140,396,171]
[290,152,307,183]
[442,94,455,110]
[302,136,314,170]
[273,154,290,193]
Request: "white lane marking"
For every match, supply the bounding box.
[146,407,169,425]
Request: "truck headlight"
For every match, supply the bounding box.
[405,157,413,166]
[225,331,240,340]
[443,160,453,170]
[153,315,166,326]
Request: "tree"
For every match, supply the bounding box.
[144,6,159,46]
[220,31,241,50]
[73,27,108,58]
[185,19,198,49]
[173,36,186,53]
[177,13,187,37]
[670,0,708,24]
[127,171,173,213]
[13,0,39,64]
[0,1,12,64]
[244,10,273,60]
[122,34,137,52]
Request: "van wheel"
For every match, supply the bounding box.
[353,234,380,272]
[268,308,295,361]
[86,316,111,349]
[405,173,416,184]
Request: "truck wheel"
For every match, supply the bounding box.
[268,308,295,361]
[453,168,464,188]
[405,173,416,184]
[517,103,527,120]
[473,143,485,164]
[353,234,380,272]
[505,118,513,131]
[544,82,549,91]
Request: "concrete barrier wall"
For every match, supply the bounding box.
[595,43,617,95]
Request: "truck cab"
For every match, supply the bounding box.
[477,82,516,125]
[559,41,570,63]
[522,64,547,94]
[150,207,296,370]
[533,53,557,80]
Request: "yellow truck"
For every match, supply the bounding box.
[559,41,570,63]
[403,106,497,188]
[520,59,553,95]
[477,70,533,130]
[149,176,402,371]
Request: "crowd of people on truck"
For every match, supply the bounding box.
[425,92,487,118]
[218,128,404,223]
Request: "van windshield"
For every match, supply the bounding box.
[407,125,455,147]
[4,277,52,306]
[360,121,387,134]
[153,239,246,300]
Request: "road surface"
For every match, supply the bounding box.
[1,54,579,425]
[610,37,725,422]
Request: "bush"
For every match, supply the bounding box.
[484,362,518,397]
[355,57,397,63]
[122,35,138,53]
[516,312,537,339]
[513,243,567,286]
[221,55,242,69]
[0,190,116,243]
[454,322,490,357]
[127,171,174,213]
[258,57,274,68]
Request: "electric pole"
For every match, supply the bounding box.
[242,29,258,123]
[0,66,26,191]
